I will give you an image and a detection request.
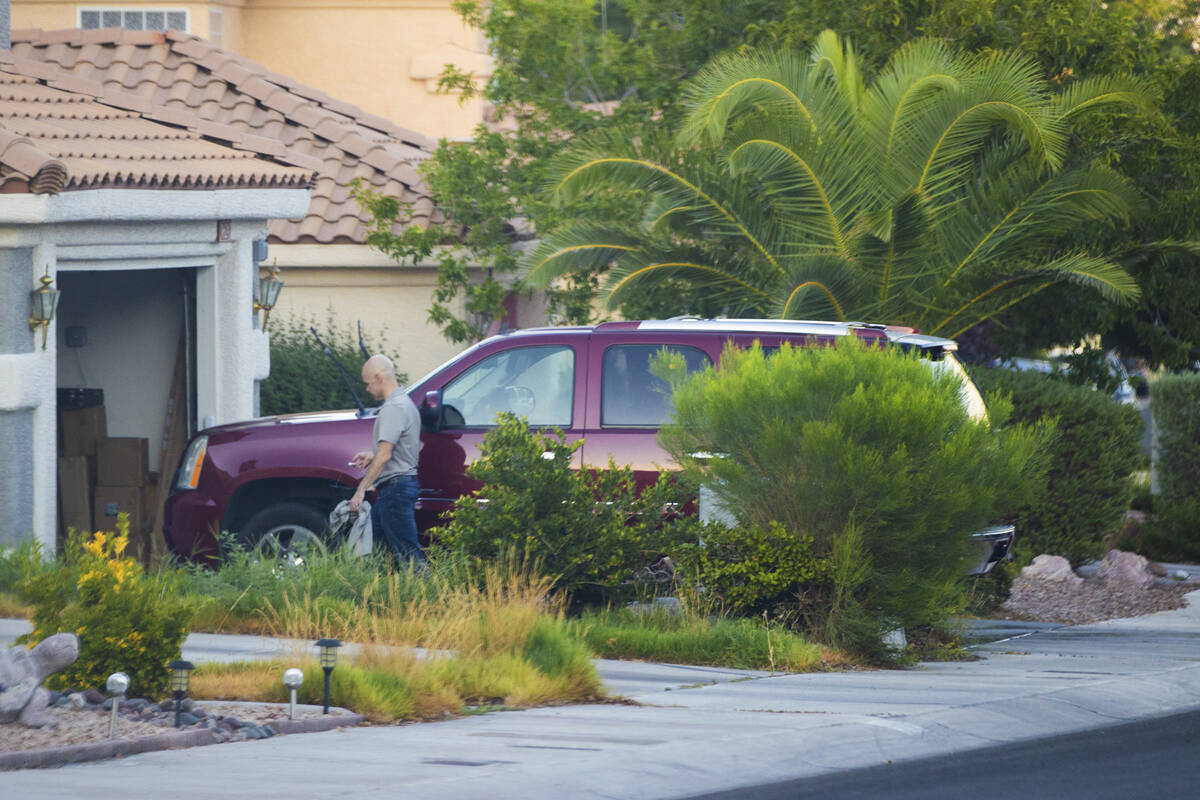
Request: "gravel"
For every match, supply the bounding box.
[1001,573,1196,625]
[0,699,353,755]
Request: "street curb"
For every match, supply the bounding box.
[0,712,365,771]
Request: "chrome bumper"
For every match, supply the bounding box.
[968,524,1016,576]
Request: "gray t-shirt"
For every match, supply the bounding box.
[373,388,421,483]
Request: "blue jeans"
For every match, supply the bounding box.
[371,475,426,565]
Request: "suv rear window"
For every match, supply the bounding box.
[601,344,711,427]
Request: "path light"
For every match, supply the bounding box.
[283,668,304,720]
[106,672,129,740]
[315,638,341,715]
[167,660,195,728]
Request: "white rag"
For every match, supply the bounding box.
[328,499,373,556]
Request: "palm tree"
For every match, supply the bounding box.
[521,31,1148,337]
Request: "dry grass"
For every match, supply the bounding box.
[187,557,604,722]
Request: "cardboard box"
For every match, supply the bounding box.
[61,406,107,457]
[93,486,143,538]
[61,511,93,537]
[97,437,149,487]
[57,456,92,515]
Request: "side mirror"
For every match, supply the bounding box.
[419,390,442,431]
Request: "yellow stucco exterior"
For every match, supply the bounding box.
[13,0,491,140]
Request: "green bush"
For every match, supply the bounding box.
[436,413,697,602]
[17,516,195,698]
[673,521,830,623]
[1149,373,1200,559]
[659,339,1048,660]
[261,312,406,416]
[970,366,1144,563]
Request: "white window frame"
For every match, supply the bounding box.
[76,8,191,32]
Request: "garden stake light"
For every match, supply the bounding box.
[315,638,341,714]
[283,668,304,720]
[106,672,129,740]
[167,660,194,728]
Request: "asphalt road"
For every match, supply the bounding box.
[690,709,1200,800]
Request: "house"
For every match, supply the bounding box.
[10,27,540,388]
[0,39,315,552]
[10,0,493,139]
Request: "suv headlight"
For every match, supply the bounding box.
[175,435,209,490]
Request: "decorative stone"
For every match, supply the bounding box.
[178,712,200,726]
[1020,555,1083,586]
[82,688,105,706]
[0,633,80,727]
[66,693,87,710]
[1096,550,1155,589]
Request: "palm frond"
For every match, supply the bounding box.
[1054,74,1158,121]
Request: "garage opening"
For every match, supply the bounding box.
[54,267,197,559]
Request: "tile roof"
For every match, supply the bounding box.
[10,28,443,244]
[0,61,313,195]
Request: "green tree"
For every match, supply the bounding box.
[523,34,1145,336]
[359,0,1199,363]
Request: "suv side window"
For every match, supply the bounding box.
[442,345,575,427]
[601,344,711,427]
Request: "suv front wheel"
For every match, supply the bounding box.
[238,502,329,566]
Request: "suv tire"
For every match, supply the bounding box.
[238,501,329,566]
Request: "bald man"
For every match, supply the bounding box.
[350,354,426,565]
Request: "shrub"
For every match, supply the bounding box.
[17,515,195,698]
[673,521,830,623]
[659,339,1048,659]
[435,413,697,602]
[261,312,406,416]
[970,366,1144,563]
[1148,373,1200,559]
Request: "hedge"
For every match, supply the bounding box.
[969,367,1144,563]
[1150,373,1200,559]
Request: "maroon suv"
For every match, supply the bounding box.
[164,317,1012,570]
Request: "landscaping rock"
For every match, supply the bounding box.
[82,689,105,706]
[1020,555,1083,585]
[1096,550,1156,588]
[66,693,86,710]
[0,633,80,728]
[177,712,200,726]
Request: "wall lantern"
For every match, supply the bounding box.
[315,638,341,715]
[167,659,195,728]
[254,264,284,331]
[28,268,60,350]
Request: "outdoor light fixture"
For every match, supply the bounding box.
[167,660,195,728]
[106,672,129,740]
[315,638,341,715]
[283,667,304,721]
[28,268,60,350]
[253,263,284,331]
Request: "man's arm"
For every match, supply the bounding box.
[349,441,393,512]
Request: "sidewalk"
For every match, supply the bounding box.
[3,591,1199,799]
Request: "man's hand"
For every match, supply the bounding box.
[350,451,372,470]
[349,489,366,513]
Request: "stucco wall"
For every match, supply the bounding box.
[238,0,486,139]
[272,262,466,385]
[12,1,233,40]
